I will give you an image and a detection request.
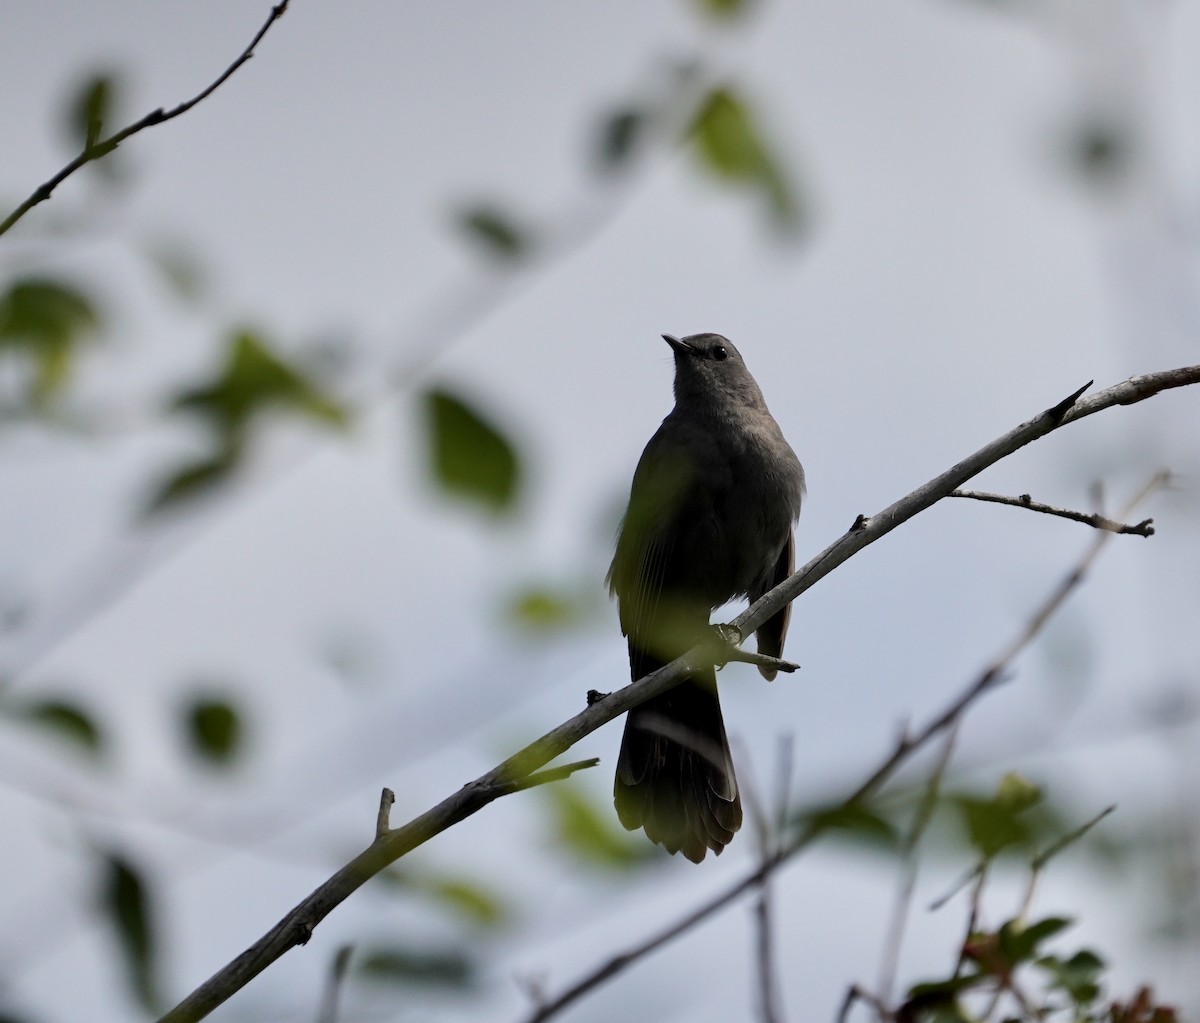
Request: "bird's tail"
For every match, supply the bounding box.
[614,646,742,863]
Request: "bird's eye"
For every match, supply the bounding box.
[713,346,728,361]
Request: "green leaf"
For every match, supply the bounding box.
[1071,118,1128,185]
[144,451,238,514]
[995,771,1042,813]
[69,73,116,151]
[381,870,509,929]
[98,851,158,1012]
[691,0,754,19]
[508,586,586,632]
[595,108,645,170]
[457,205,529,261]
[545,784,658,869]
[171,329,348,436]
[688,86,800,228]
[356,945,473,988]
[182,694,243,766]
[145,239,206,302]
[0,278,99,404]
[423,387,521,514]
[424,878,507,928]
[901,972,985,1022]
[1035,949,1105,1006]
[955,794,1029,859]
[952,774,1042,860]
[998,915,1073,965]
[12,698,103,754]
[796,800,901,853]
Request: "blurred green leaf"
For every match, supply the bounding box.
[688,86,800,228]
[144,451,238,514]
[145,239,206,302]
[423,878,507,928]
[0,278,99,405]
[545,783,657,869]
[182,693,243,766]
[995,771,1042,813]
[457,205,529,261]
[98,851,158,1012]
[953,773,1043,860]
[955,794,1030,859]
[423,387,521,514]
[380,868,510,929]
[595,108,645,171]
[356,945,473,989]
[508,586,586,632]
[1071,119,1129,186]
[11,698,103,754]
[171,329,348,436]
[900,972,983,1022]
[691,0,753,19]
[997,915,1073,966]
[1036,948,1105,1006]
[69,73,115,151]
[795,800,901,853]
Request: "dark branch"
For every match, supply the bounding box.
[0,2,289,237]
[950,488,1156,536]
[159,370,1197,1023]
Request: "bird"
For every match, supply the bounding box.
[607,332,805,862]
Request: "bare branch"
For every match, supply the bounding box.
[0,2,289,237]
[159,371,1196,1023]
[836,983,891,1023]
[525,472,1169,1023]
[1031,803,1116,873]
[876,725,959,1005]
[729,371,1197,649]
[742,748,789,1023]
[950,489,1155,536]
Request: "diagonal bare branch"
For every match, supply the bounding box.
[159,367,1197,1023]
[0,2,290,238]
[524,471,1169,1023]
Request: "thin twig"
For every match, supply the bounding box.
[950,489,1155,537]
[836,983,891,1023]
[0,3,290,237]
[496,757,600,795]
[742,751,786,1023]
[1017,803,1117,923]
[1032,803,1116,874]
[876,724,960,1006]
[159,373,1195,1023]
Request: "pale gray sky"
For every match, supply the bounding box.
[3,1,1200,1021]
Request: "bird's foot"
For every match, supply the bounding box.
[708,624,800,675]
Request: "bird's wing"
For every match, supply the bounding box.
[750,526,794,681]
[607,422,706,641]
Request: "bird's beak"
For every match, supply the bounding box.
[662,333,693,354]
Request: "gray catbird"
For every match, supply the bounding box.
[607,332,805,863]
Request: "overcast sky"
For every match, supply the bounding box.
[3,2,1200,1021]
